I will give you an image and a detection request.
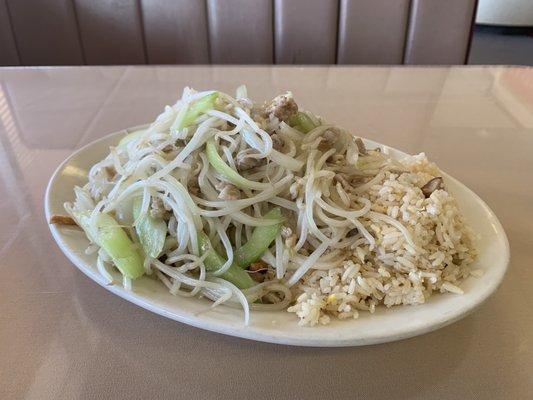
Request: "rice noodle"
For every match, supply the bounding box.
[65,85,475,327]
[286,239,333,287]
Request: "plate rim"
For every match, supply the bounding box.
[44,126,510,347]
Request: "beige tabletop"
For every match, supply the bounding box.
[0,66,531,399]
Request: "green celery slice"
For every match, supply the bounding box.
[288,112,316,133]
[198,233,255,289]
[132,197,167,258]
[118,93,218,147]
[179,92,219,129]
[118,128,146,148]
[75,211,144,279]
[205,139,266,190]
[234,208,282,268]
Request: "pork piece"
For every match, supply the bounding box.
[188,183,200,196]
[271,133,284,151]
[150,197,170,219]
[215,182,241,200]
[354,137,367,155]
[235,149,263,171]
[264,92,298,122]
[248,260,268,282]
[318,129,339,151]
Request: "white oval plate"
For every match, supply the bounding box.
[45,126,510,347]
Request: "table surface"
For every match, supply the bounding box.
[0,66,531,400]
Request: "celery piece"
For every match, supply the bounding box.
[234,208,282,268]
[179,92,219,129]
[118,128,146,148]
[205,139,266,190]
[288,112,316,133]
[132,197,167,258]
[292,124,304,133]
[198,233,255,289]
[75,211,144,279]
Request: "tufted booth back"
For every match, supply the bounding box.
[0,0,477,66]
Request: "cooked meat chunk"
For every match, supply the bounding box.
[237,98,253,110]
[161,143,176,153]
[104,166,116,180]
[49,214,77,225]
[354,137,367,155]
[264,93,298,122]
[188,181,201,196]
[271,133,284,151]
[347,228,358,237]
[248,260,268,282]
[150,197,169,219]
[216,182,241,200]
[235,149,263,171]
[421,177,444,198]
[318,129,338,151]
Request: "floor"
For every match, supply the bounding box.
[469,25,533,65]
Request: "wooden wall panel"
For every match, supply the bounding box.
[7,0,84,65]
[74,0,146,64]
[405,0,477,65]
[1,0,478,66]
[141,0,209,64]
[0,0,19,65]
[207,0,273,64]
[337,0,410,65]
[274,0,338,64]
